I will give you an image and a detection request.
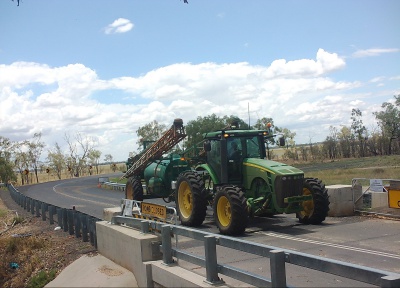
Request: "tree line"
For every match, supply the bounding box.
[1,95,399,184]
[0,132,116,185]
[292,95,400,162]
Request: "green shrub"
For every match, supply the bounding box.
[27,269,57,288]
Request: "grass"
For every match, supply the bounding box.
[297,155,400,185]
[0,208,7,218]
[27,269,57,288]
[304,166,400,186]
[0,236,50,287]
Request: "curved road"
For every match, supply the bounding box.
[16,174,400,286]
[18,173,123,219]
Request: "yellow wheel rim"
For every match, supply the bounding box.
[178,181,192,219]
[217,196,231,227]
[300,188,314,217]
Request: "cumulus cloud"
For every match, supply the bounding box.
[104,18,134,34]
[0,49,390,160]
[352,48,400,58]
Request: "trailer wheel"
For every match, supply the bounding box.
[214,185,248,235]
[125,177,144,201]
[297,178,330,224]
[176,171,207,227]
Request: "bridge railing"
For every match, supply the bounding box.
[111,215,400,288]
[2,183,100,248]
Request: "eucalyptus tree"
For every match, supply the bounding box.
[135,120,167,151]
[253,117,274,130]
[104,154,117,172]
[26,133,46,183]
[88,149,102,175]
[337,126,353,158]
[0,136,13,161]
[0,155,16,183]
[47,142,66,180]
[13,143,30,185]
[351,108,367,157]
[64,132,96,177]
[374,95,400,155]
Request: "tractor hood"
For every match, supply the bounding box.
[243,158,304,176]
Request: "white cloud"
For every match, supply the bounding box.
[0,49,394,161]
[352,48,400,58]
[104,18,134,34]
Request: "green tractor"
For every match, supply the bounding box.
[176,121,330,235]
[124,119,330,236]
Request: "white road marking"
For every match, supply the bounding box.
[53,183,118,207]
[258,231,400,260]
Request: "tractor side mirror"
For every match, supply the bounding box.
[279,136,285,147]
[203,141,211,152]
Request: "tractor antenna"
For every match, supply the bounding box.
[248,102,250,129]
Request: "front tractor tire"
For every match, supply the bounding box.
[213,185,248,236]
[125,177,144,201]
[297,178,330,224]
[175,171,207,227]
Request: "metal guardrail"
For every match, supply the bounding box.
[3,183,100,248]
[111,215,400,288]
[101,181,126,191]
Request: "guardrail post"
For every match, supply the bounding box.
[204,235,223,284]
[270,250,286,288]
[41,203,47,221]
[57,208,63,228]
[381,275,400,288]
[161,225,173,265]
[23,195,27,210]
[89,217,98,248]
[31,199,35,215]
[89,217,95,245]
[35,201,41,217]
[16,193,20,206]
[74,212,81,238]
[48,205,55,224]
[26,198,31,212]
[81,214,88,242]
[93,218,98,249]
[141,220,149,233]
[68,210,74,235]
[63,209,68,232]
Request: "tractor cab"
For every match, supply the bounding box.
[202,128,271,186]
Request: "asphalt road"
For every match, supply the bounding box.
[16,174,400,287]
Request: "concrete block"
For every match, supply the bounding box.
[371,192,388,208]
[326,185,354,217]
[96,221,161,287]
[103,207,122,222]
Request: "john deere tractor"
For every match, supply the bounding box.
[124,119,330,236]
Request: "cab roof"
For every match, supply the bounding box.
[203,129,272,140]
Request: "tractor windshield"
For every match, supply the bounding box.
[245,136,263,158]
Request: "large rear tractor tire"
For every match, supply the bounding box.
[213,185,248,235]
[125,177,144,201]
[297,178,330,224]
[176,171,207,227]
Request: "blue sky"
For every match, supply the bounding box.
[1,0,399,161]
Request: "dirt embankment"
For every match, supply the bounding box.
[0,189,96,288]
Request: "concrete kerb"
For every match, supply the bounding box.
[96,221,226,287]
